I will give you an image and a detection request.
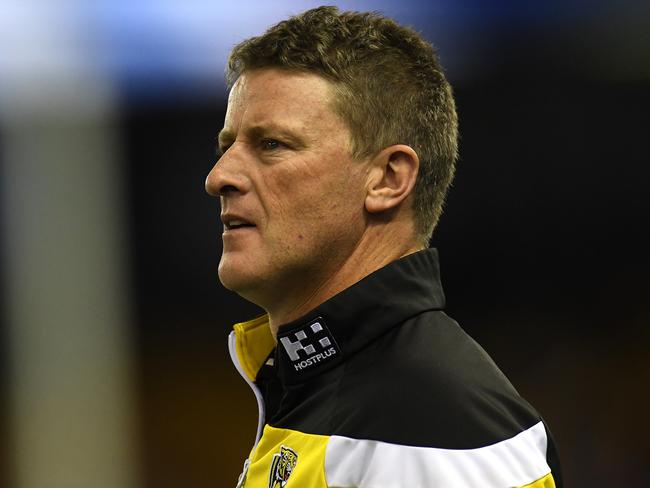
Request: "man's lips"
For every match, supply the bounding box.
[221,213,256,230]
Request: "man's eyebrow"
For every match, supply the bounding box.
[252,124,308,149]
[217,124,307,153]
[217,129,235,153]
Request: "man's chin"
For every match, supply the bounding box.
[218,262,246,291]
[218,258,262,297]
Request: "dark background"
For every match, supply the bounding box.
[2,1,649,486]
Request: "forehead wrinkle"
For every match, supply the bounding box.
[246,71,336,122]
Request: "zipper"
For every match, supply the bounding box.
[228,330,266,450]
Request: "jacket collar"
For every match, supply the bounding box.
[231,248,446,385]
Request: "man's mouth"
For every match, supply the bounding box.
[223,218,256,230]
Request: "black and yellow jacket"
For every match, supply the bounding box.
[228,249,562,487]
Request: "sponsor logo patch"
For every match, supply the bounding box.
[268,445,298,488]
[278,317,340,372]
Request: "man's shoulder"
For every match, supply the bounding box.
[334,310,543,449]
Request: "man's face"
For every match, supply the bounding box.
[205,68,369,306]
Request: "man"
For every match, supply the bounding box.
[206,6,562,488]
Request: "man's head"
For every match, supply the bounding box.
[206,7,458,324]
[226,6,458,244]
[207,68,371,312]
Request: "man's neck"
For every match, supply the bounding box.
[266,232,424,338]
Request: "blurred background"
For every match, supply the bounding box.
[0,0,648,486]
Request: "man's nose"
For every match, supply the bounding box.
[205,148,248,197]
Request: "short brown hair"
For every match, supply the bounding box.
[227,6,458,244]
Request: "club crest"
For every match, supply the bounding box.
[268,445,298,488]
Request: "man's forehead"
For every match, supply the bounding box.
[222,69,344,138]
[229,68,335,109]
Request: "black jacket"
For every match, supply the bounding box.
[229,248,562,487]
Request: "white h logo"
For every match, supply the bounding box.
[280,322,331,361]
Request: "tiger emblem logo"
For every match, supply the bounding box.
[268,445,298,488]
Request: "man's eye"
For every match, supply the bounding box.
[262,139,281,150]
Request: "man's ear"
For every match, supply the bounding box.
[365,144,419,214]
